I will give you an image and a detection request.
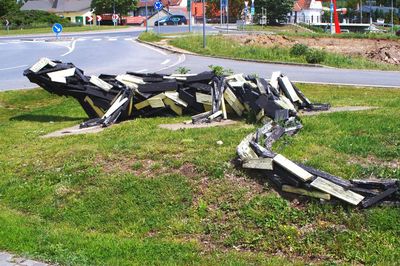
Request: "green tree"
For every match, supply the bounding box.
[0,0,19,17]
[254,0,295,24]
[91,0,137,15]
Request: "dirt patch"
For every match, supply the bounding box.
[229,34,400,65]
[299,106,378,116]
[348,155,400,170]
[159,119,238,131]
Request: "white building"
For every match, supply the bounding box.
[288,0,323,24]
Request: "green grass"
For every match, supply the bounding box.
[169,34,400,71]
[0,85,399,265]
[138,31,162,42]
[0,25,129,36]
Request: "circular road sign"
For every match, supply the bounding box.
[154,1,163,11]
[52,23,63,34]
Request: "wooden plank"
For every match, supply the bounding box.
[163,98,183,115]
[273,154,313,182]
[223,87,245,116]
[256,109,264,121]
[237,133,258,160]
[298,163,352,189]
[221,93,227,119]
[282,185,331,200]
[269,71,281,90]
[90,75,113,91]
[29,57,56,72]
[242,158,273,170]
[203,104,212,112]
[278,76,302,103]
[165,91,188,107]
[208,110,222,120]
[134,100,149,110]
[47,68,75,83]
[310,177,365,205]
[361,188,398,208]
[102,97,128,119]
[84,96,104,117]
[196,92,212,105]
[148,98,165,108]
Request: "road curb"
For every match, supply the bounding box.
[137,38,326,68]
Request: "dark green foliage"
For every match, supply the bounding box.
[91,0,138,15]
[290,43,309,56]
[1,10,73,28]
[305,48,327,64]
[0,0,19,17]
[254,0,295,23]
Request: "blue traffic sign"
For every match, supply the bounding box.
[154,1,163,11]
[52,23,63,34]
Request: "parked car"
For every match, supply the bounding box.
[154,15,187,26]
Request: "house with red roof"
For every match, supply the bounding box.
[288,0,323,24]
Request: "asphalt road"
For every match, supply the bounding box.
[0,25,399,91]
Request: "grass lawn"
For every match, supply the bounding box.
[0,25,129,36]
[166,34,400,71]
[0,85,399,265]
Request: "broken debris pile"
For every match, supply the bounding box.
[24,58,399,208]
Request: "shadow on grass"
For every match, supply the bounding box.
[10,114,85,122]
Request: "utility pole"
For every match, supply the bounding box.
[360,0,363,23]
[220,0,223,27]
[202,0,206,48]
[330,0,334,34]
[188,0,192,32]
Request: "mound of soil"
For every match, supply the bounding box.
[229,34,400,65]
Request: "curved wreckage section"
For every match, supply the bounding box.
[24,58,399,208]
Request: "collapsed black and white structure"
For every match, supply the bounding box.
[24,58,399,208]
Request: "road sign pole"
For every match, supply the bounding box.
[220,0,222,27]
[226,0,229,33]
[189,0,192,32]
[145,2,148,32]
[202,0,206,48]
[158,11,160,34]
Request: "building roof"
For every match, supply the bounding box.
[21,0,92,12]
[293,0,322,12]
[124,16,145,25]
[137,0,182,8]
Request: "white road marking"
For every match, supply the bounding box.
[61,39,77,57]
[108,38,118,41]
[93,38,102,41]
[156,54,186,72]
[76,38,87,42]
[124,38,132,41]
[0,43,6,45]
[133,39,168,56]
[7,41,20,44]
[136,69,148,73]
[161,59,170,65]
[0,64,28,71]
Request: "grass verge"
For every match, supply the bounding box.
[138,31,162,42]
[0,25,129,36]
[168,34,400,71]
[0,85,399,265]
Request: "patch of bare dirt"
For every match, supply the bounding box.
[348,155,400,170]
[229,34,400,65]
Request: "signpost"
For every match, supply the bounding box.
[187,0,192,32]
[52,23,63,39]
[87,16,93,26]
[251,0,255,17]
[112,13,119,26]
[96,15,102,26]
[140,0,149,32]
[154,1,163,34]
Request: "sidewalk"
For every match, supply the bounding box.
[0,251,49,266]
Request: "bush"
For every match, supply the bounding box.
[1,10,73,29]
[305,48,326,64]
[290,43,309,56]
